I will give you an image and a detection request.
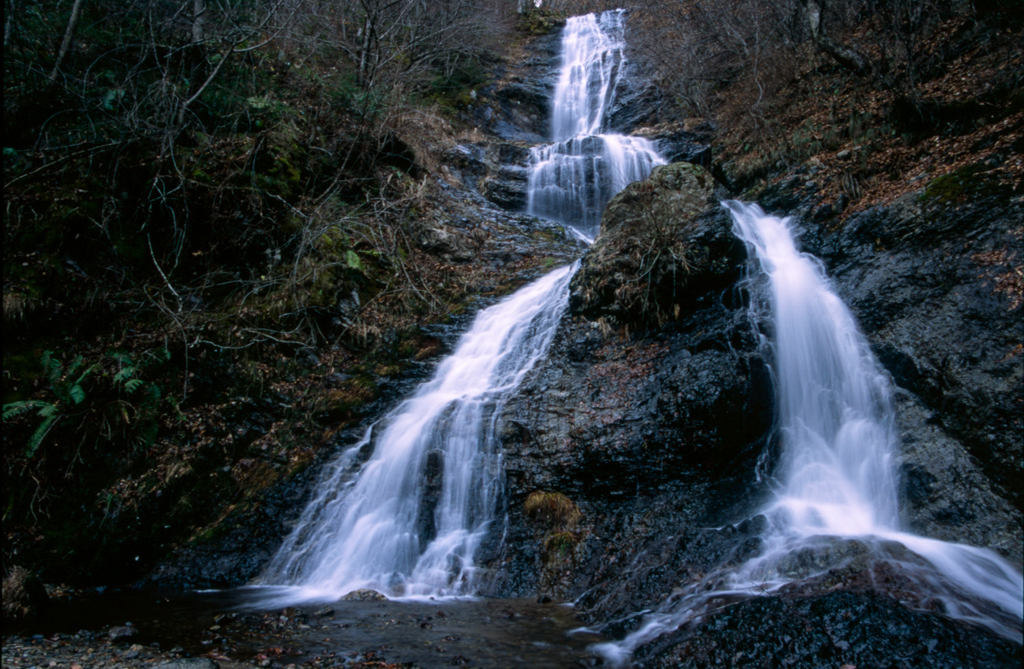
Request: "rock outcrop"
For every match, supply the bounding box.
[569,162,733,326]
[488,164,775,610]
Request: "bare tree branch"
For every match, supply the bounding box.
[49,0,86,82]
[796,0,871,75]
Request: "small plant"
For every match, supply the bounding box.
[2,348,171,458]
[525,490,581,530]
[3,351,98,457]
[542,531,578,563]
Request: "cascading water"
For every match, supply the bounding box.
[595,202,1023,664]
[527,10,665,241]
[260,264,577,601]
[258,9,665,607]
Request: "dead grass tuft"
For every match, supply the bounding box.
[525,490,581,530]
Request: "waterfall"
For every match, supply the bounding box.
[257,9,665,606]
[730,200,901,536]
[527,10,665,241]
[260,264,577,601]
[595,202,1023,663]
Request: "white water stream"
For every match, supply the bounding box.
[595,202,1023,664]
[528,10,664,241]
[259,264,576,601]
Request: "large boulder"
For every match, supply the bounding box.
[569,162,735,326]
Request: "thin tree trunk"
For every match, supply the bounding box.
[49,0,86,81]
[358,15,373,86]
[5,0,15,47]
[798,0,871,75]
[192,0,206,45]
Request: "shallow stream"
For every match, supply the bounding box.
[20,590,601,668]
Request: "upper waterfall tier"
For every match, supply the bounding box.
[550,10,627,141]
[528,11,665,241]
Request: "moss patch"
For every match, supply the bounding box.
[920,163,1013,207]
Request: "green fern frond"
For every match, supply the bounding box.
[38,403,59,418]
[41,350,62,386]
[68,383,86,405]
[71,362,99,389]
[3,400,52,421]
[65,354,87,377]
[26,412,60,457]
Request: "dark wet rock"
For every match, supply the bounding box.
[417,450,445,551]
[634,590,1020,669]
[893,390,1021,562]
[489,163,773,603]
[153,660,219,669]
[281,606,309,623]
[573,515,770,635]
[141,448,329,590]
[314,605,334,617]
[637,123,715,168]
[108,624,138,641]
[443,142,533,212]
[341,589,388,602]
[480,164,530,211]
[472,30,562,143]
[605,73,664,134]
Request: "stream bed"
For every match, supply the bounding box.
[7,590,604,668]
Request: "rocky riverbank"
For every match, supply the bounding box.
[3,594,599,669]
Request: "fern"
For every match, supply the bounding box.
[41,350,63,387]
[26,410,61,457]
[68,383,86,405]
[2,400,61,457]
[3,400,52,421]
[4,347,170,458]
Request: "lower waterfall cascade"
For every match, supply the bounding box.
[259,263,578,601]
[593,201,1023,664]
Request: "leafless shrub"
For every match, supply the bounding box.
[629,0,808,121]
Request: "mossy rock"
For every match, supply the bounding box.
[524,490,581,530]
[920,163,1013,207]
[569,162,727,327]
